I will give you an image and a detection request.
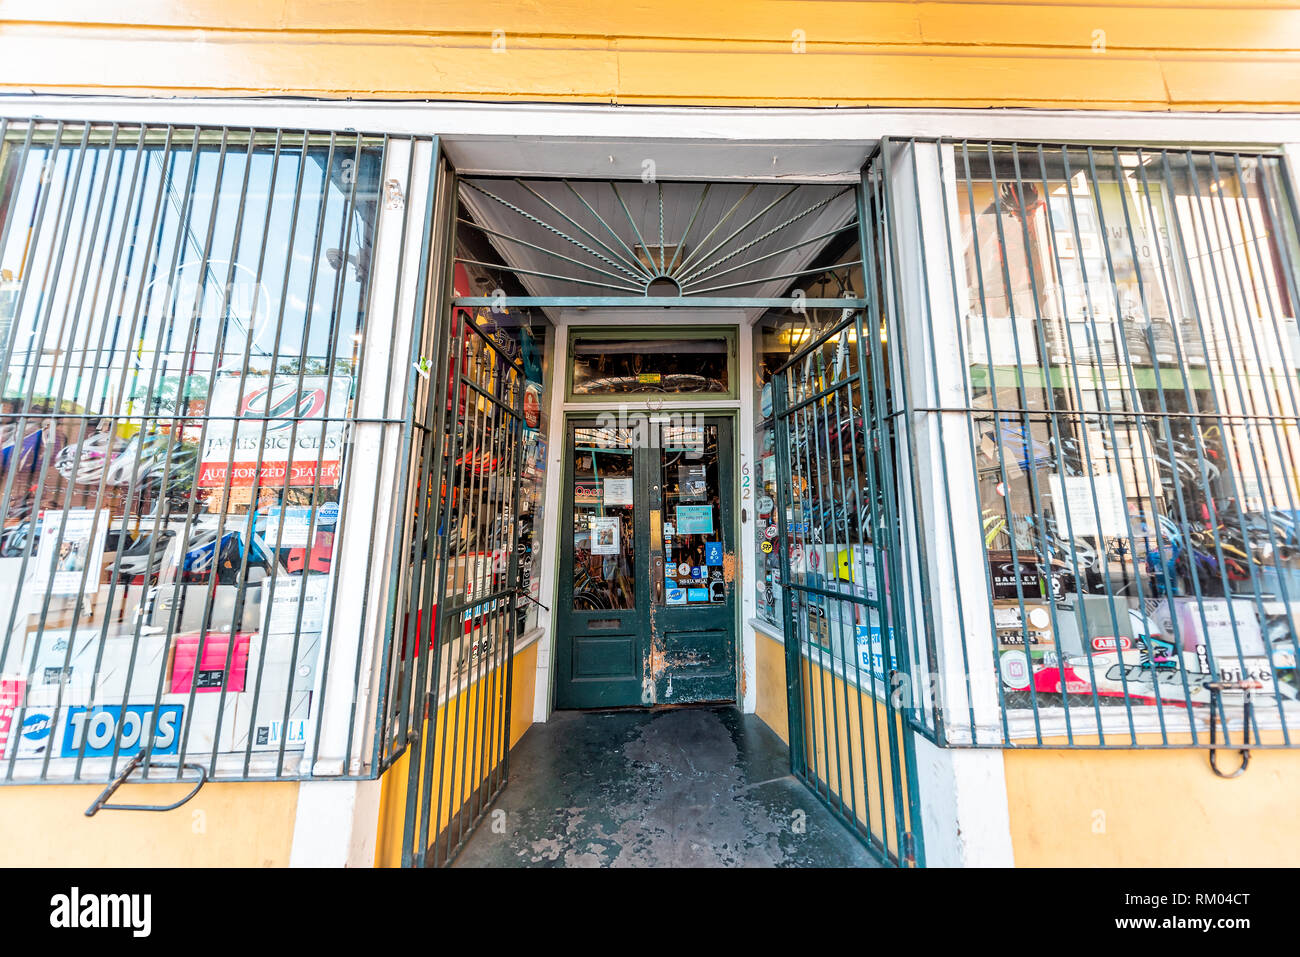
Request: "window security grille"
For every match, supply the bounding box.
[0,120,435,784]
[874,139,1300,751]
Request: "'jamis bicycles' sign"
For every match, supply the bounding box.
[199,375,352,487]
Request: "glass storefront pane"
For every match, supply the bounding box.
[661,424,724,605]
[571,426,635,610]
[954,144,1300,714]
[0,128,383,770]
[752,243,864,628]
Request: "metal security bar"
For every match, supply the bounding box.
[399,157,527,867]
[876,137,1300,753]
[0,120,435,785]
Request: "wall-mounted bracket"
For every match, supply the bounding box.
[84,753,208,816]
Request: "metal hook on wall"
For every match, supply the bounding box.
[1206,681,1258,779]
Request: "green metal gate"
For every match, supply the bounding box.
[772,164,925,867]
[399,153,528,867]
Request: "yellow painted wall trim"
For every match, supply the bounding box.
[0,781,299,867]
[754,629,789,745]
[1,2,1299,111]
[1005,743,1300,866]
[373,639,538,867]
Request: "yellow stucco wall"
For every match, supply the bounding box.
[0,781,298,867]
[0,1,1297,110]
[1004,738,1300,867]
[754,630,789,745]
[373,638,537,867]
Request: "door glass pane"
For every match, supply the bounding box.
[572,427,635,610]
[661,424,724,605]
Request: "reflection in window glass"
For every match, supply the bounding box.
[0,127,383,776]
[954,144,1300,717]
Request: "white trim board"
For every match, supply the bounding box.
[3,97,1300,182]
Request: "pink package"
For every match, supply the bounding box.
[170,633,251,694]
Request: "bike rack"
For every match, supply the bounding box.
[84,752,208,816]
[1206,680,1260,779]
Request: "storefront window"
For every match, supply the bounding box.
[953,144,1300,716]
[570,335,729,396]
[450,259,553,639]
[0,127,385,774]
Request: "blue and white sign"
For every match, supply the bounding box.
[687,588,709,602]
[62,705,184,758]
[855,625,897,682]
[666,588,687,605]
[675,505,714,535]
[262,504,339,548]
[705,541,723,566]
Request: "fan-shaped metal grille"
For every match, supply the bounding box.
[456,178,858,300]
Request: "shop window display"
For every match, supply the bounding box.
[954,145,1300,716]
[447,262,553,641]
[0,129,383,774]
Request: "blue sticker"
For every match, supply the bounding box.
[687,588,709,602]
[691,566,703,580]
[705,541,723,566]
[666,588,687,605]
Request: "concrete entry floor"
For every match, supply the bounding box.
[453,706,880,868]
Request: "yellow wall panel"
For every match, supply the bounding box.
[755,630,911,858]
[0,781,298,867]
[373,640,537,868]
[796,656,910,858]
[0,1,1297,110]
[754,630,789,744]
[1004,743,1300,867]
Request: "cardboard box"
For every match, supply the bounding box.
[22,631,170,707]
[225,634,320,754]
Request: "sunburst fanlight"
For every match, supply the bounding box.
[456,178,858,299]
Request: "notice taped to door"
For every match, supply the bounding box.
[589,516,620,555]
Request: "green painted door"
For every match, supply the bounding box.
[555,416,737,709]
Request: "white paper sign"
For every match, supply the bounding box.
[264,575,329,636]
[589,516,620,555]
[35,509,110,596]
[603,478,634,507]
[1049,473,1127,539]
